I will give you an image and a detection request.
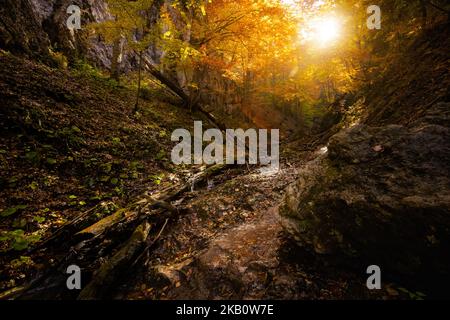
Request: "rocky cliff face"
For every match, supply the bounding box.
[31,0,115,67]
[0,0,114,66]
[281,103,450,273]
[0,0,50,59]
[280,23,450,288]
[1,0,165,71]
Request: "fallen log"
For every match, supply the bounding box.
[140,56,228,131]
[0,285,26,300]
[29,202,116,252]
[141,56,190,103]
[75,208,134,240]
[77,221,152,300]
[5,164,235,300]
[75,164,228,241]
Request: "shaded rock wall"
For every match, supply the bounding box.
[0,0,51,59]
[281,103,450,277]
[1,0,165,72]
[280,23,450,288]
[0,0,113,66]
[32,0,117,68]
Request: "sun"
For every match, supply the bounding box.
[280,0,298,6]
[312,17,341,44]
[300,15,342,47]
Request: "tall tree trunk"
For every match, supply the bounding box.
[141,55,190,102]
[134,51,143,114]
[110,37,123,82]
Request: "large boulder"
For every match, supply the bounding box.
[280,103,450,280]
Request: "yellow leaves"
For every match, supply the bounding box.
[196,0,298,77]
[200,4,207,16]
[188,82,199,90]
[222,69,241,82]
[90,0,154,45]
[163,31,172,39]
[90,0,358,109]
[180,46,201,62]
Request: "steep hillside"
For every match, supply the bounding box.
[361,23,450,126]
[0,52,209,289]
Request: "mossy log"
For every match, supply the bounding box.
[75,208,135,239]
[7,164,232,300]
[78,221,152,300]
[75,164,228,240]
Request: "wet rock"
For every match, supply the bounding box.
[280,103,450,280]
[152,258,193,286]
[168,207,283,299]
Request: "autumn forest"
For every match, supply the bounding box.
[0,0,449,304]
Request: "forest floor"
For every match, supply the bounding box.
[120,144,390,300]
[0,52,416,300]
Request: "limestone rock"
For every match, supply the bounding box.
[280,103,450,279]
[0,0,51,58]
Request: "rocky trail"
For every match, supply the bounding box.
[117,145,387,300]
[1,139,381,300]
